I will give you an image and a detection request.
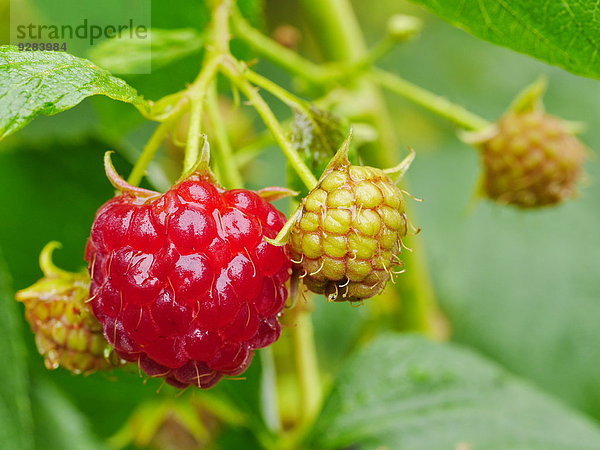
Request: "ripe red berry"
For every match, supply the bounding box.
[85,165,291,389]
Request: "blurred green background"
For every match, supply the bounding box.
[0,0,599,448]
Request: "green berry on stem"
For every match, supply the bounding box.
[289,136,413,302]
[465,78,588,208]
[16,242,122,374]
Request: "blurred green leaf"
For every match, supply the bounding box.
[0,254,33,450]
[214,426,264,450]
[0,46,149,140]
[409,140,600,419]
[308,334,600,449]
[408,0,600,79]
[212,353,271,437]
[31,377,104,450]
[237,0,265,28]
[88,28,204,74]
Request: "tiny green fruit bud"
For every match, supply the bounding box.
[387,15,422,42]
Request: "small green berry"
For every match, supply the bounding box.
[480,111,586,208]
[16,242,122,374]
[289,155,408,302]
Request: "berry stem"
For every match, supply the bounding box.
[220,58,319,190]
[182,0,231,175]
[370,68,491,131]
[130,0,234,185]
[182,55,223,174]
[206,83,244,188]
[232,7,490,133]
[127,120,173,187]
[231,11,328,84]
[243,69,312,115]
[291,299,322,429]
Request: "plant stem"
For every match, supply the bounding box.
[291,298,322,428]
[181,57,221,174]
[206,84,244,188]
[233,11,489,135]
[244,69,311,114]
[371,68,491,131]
[182,0,231,174]
[183,94,206,174]
[127,120,173,187]
[259,348,282,433]
[211,0,232,54]
[220,59,318,190]
[231,12,327,84]
[299,0,367,62]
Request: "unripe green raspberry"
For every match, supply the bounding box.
[289,156,408,302]
[16,242,122,374]
[480,110,586,208]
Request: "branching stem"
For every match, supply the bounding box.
[370,68,491,131]
[244,69,312,115]
[233,9,489,133]
[231,11,328,84]
[127,120,173,187]
[220,59,318,190]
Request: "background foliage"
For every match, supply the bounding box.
[0,0,599,448]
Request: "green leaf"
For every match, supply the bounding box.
[409,0,600,79]
[410,139,600,418]
[87,28,204,74]
[0,46,149,140]
[31,378,104,450]
[213,352,270,434]
[237,0,265,28]
[308,334,600,449]
[0,252,33,450]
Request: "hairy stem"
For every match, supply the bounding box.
[244,69,312,114]
[221,59,318,190]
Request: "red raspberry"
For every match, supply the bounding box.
[85,165,291,389]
